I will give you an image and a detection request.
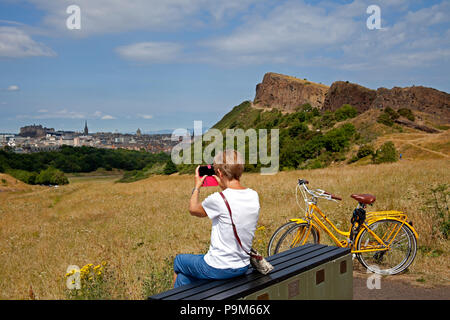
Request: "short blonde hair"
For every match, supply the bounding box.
[213,150,244,180]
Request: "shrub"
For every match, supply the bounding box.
[319,111,336,128]
[377,107,400,126]
[398,108,415,121]
[384,107,399,120]
[35,167,69,185]
[288,121,308,138]
[373,141,398,164]
[6,169,38,184]
[424,184,449,239]
[377,112,394,126]
[335,104,358,122]
[65,262,111,300]
[163,160,178,175]
[323,123,356,152]
[357,144,374,159]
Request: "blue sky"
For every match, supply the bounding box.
[0,0,449,133]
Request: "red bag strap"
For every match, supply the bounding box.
[219,191,260,259]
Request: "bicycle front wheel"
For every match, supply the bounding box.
[356,219,417,275]
[267,221,297,256]
[274,223,319,255]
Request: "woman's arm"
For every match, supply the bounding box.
[189,166,207,217]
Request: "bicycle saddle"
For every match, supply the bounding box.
[351,194,376,205]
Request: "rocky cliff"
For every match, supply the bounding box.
[253,72,450,123]
[253,72,329,111]
[324,82,450,122]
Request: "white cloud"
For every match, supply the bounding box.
[0,26,55,58]
[116,42,183,63]
[101,115,116,120]
[29,0,259,36]
[203,0,359,63]
[15,109,119,120]
[7,85,20,91]
[138,114,153,119]
[201,0,450,71]
[17,109,85,119]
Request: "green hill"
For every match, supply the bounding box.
[209,101,361,170]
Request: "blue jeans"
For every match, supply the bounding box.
[173,254,249,288]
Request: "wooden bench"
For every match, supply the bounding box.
[149,244,352,300]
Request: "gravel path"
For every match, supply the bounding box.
[353,276,450,300]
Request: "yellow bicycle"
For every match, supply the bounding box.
[267,179,418,275]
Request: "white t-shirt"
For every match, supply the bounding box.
[202,188,260,269]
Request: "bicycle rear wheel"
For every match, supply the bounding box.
[274,223,319,255]
[356,219,417,275]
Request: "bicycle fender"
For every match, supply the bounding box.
[359,218,419,241]
[289,218,308,224]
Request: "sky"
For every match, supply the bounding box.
[0,0,449,134]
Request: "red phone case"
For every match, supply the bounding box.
[202,176,219,187]
[200,165,218,187]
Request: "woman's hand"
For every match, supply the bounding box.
[194,166,207,189]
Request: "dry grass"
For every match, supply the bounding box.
[0,159,449,299]
[0,173,34,192]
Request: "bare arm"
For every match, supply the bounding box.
[189,166,207,217]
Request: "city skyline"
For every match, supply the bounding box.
[1,0,449,133]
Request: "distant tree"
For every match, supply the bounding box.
[335,104,358,121]
[373,141,398,164]
[163,160,178,175]
[288,121,308,138]
[384,107,399,120]
[397,108,415,121]
[357,144,374,159]
[377,112,394,126]
[35,167,69,185]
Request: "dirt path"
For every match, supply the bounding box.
[353,274,450,300]
[401,141,449,158]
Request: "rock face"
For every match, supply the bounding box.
[372,86,450,121]
[323,81,377,113]
[253,72,329,111]
[253,72,450,123]
[323,82,450,123]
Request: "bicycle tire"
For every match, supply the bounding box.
[267,221,297,256]
[274,223,319,255]
[355,219,417,275]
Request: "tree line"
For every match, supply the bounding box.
[0,146,170,185]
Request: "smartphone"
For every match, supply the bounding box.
[198,165,218,187]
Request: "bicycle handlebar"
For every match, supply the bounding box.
[323,191,342,201]
[297,179,342,202]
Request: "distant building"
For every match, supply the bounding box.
[84,121,89,135]
[136,128,142,136]
[19,124,55,138]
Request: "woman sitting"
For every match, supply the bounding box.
[173,150,260,288]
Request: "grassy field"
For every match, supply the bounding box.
[0,159,449,299]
